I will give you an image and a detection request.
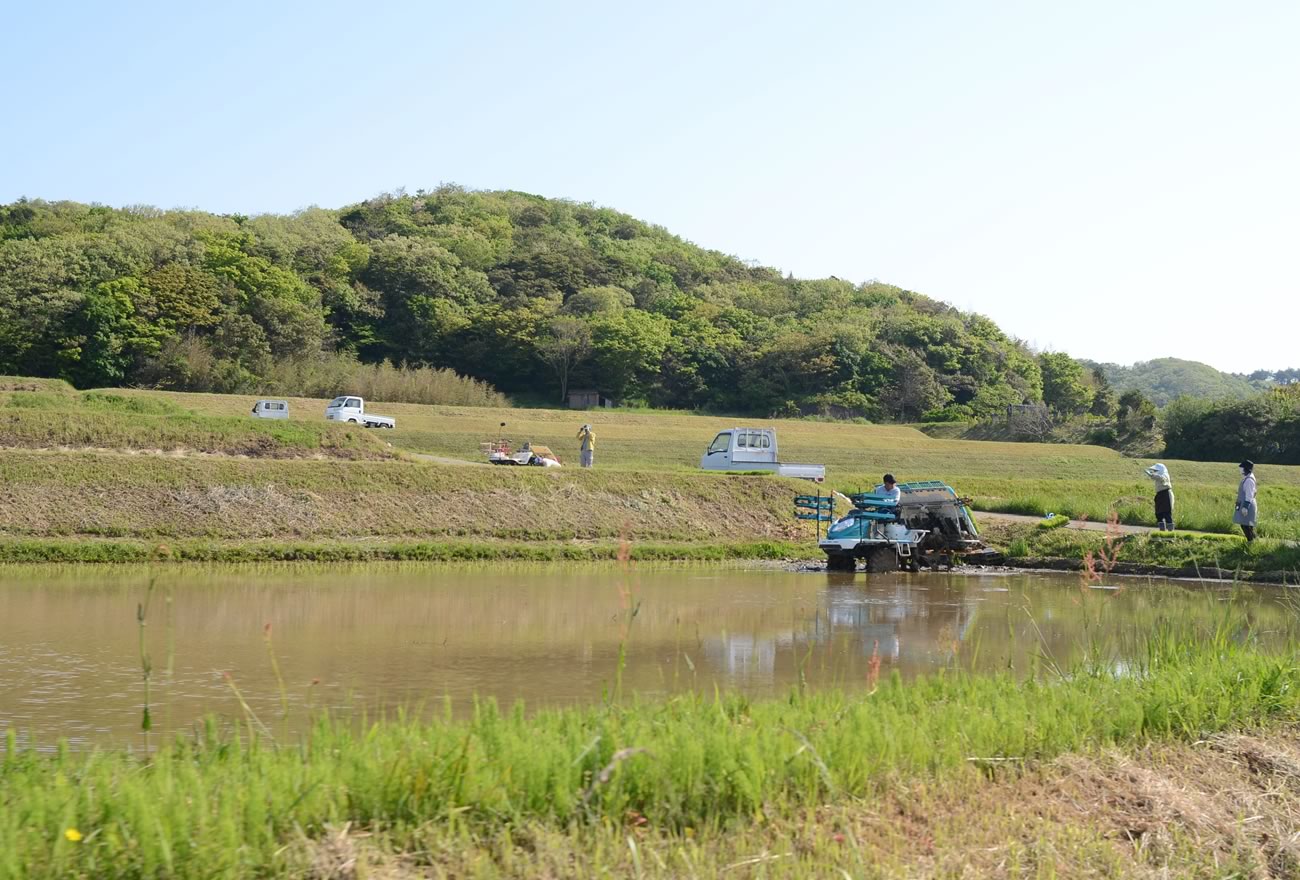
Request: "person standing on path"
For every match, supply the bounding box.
[1234,459,1258,541]
[577,424,596,469]
[1144,463,1175,530]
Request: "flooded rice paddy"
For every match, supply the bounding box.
[0,564,1290,749]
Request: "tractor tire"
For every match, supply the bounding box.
[825,553,856,573]
[864,546,898,574]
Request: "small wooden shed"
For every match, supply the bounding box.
[567,389,616,410]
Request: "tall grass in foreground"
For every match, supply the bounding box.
[2,613,1298,878]
[261,354,508,407]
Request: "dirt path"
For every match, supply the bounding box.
[973,510,1161,535]
[406,452,488,467]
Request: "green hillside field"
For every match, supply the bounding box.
[107,386,1300,537]
[2,382,1297,566]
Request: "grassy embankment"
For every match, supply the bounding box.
[0,380,803,561]
[985,519,1300,581]
[0,448,804,562]
[0,380,394,460]
[3,381,1298,567]
[108,386,1300,541]
[5,613,1300,878]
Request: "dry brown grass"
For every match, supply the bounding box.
[322,727,1300,878]
[0,449,806,543]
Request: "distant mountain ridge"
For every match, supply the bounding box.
[1084,357,1292,406]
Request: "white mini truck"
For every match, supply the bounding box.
[324,396,395,429]
[700,428,825,482]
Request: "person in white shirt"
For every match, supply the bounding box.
[1234,459,1258,542]
[873,474,901,502]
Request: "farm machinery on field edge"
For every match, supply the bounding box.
[797,481,994,573]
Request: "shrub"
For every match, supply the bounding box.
[262,354,508,407]
[143,343,509,408]
[1085,426,1119,448]
[921,404,973,423]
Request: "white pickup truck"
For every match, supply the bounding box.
[324,396,395,429]
[699,427,825,481]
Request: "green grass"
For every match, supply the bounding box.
[3,380,1298,551]
[0,376,75,394]
[0,537,803,564]
[0,390,394,459]
[2,615,1297,879]
[990,523,1300,577]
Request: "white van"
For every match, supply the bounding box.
[251,399,289,419]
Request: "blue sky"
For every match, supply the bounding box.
[4,0,1296,372]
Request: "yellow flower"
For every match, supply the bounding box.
[64,828,82,842]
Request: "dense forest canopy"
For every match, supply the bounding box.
[0,188,1051,418]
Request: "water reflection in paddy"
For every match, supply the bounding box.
[0,564,1285,749]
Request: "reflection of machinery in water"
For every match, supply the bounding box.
[819,482,995,572]
[812,580,980,664]
[699,577,980,685]
[700,633,776,680]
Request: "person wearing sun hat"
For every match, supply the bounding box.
[1143,462,1175,530]
[1234,460,1258,541]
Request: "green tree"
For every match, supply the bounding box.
[880,348,951,421]
[1089,366,1116,417]
[1116,390,1157,432]
[537,316,592,401]
[589,310,671,400]
[1039,352,1093,414]
[561,285,633,316]
[55,280,139,386]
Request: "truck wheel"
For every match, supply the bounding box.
[865,546,898,574]
[825,554,855,573]
[348,418,358,424]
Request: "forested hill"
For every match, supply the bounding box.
[1086,358,1261,407]
[0,188,1044,419]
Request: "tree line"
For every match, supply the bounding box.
[2,188,1057,418]
[1163,385,1300,465]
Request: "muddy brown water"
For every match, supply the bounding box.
[0,564,1290,750]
